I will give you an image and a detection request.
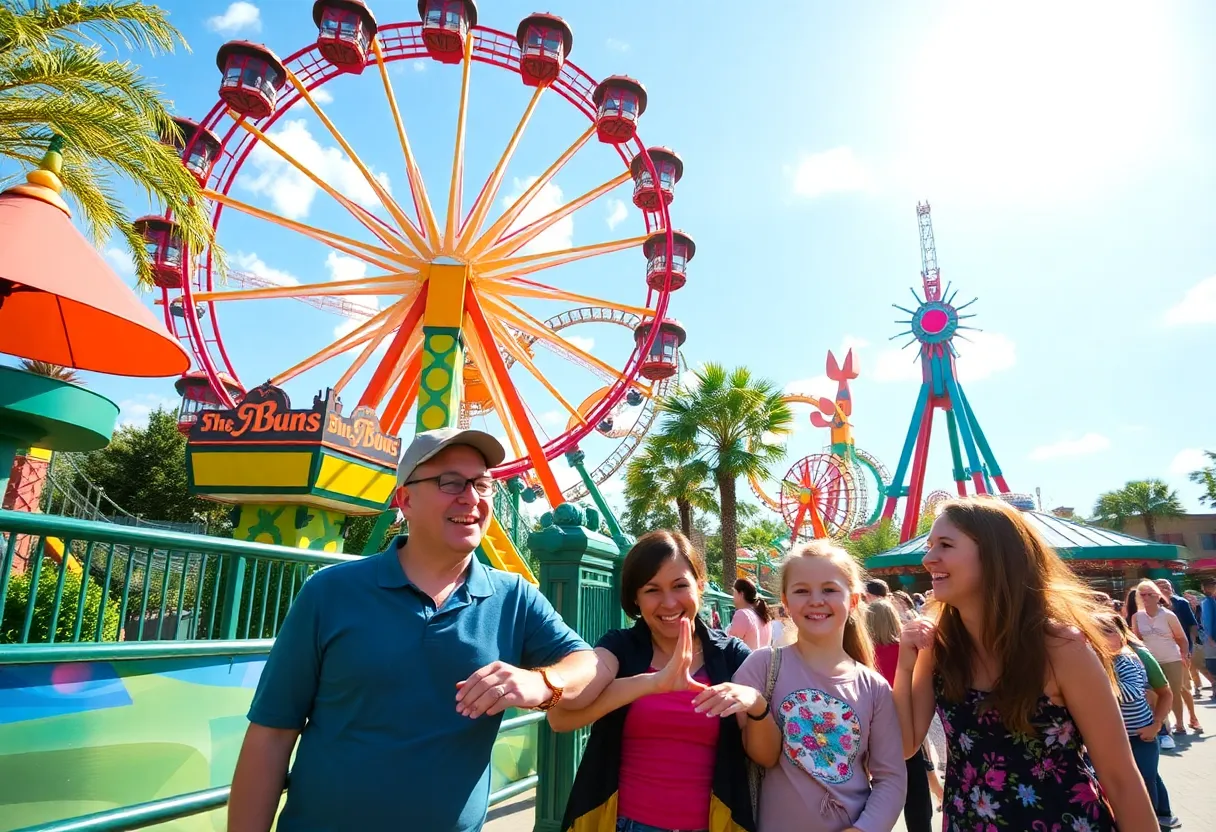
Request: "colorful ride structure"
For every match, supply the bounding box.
[147,2,689,556]
[878,203,1014,541]
[749,350,891,543]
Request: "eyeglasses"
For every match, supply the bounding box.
[404,473,495,497]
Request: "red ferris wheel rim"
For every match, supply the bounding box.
[779,454,855,532]
[163,19,677,482]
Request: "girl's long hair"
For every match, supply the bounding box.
[781,540,875,668]
[733,577,772,622]
[932,497,1115,736]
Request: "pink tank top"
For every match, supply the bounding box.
[618,668,718,828]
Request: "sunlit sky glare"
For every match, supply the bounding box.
[7,0,1215,520]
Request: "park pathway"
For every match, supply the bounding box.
[487,691,1216,830]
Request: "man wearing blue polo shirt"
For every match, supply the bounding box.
[228,428,597,831]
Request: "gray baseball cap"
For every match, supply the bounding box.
[396,428,506,486]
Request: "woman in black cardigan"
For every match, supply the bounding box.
[549,530,759,832]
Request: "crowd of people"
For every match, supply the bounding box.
[225,428,1212,832]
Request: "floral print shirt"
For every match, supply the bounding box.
[934,677,1115,832]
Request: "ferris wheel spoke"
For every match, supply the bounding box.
[464,289,563,502]
[477,234,649,279]
[483,314,588,429]
[357,284,429,409]
[480,294,647,393]
[790,503,809,539]
[230,113,418,257]
[477,279,653,318]
[381,345,425,435]
[456,85,545,255]
[203,189,413,272]
[285,70,432,259]
[480,172,632,262]
[465,124,596,260]
[269,300,406,387]
[461,321,525,459]
[371,38,441,245]
[442,34,476,253]
[191,272,416,304]
[333,299,418,395]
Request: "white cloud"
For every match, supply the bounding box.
[785,375,833,397]
[563,334,594,352]
[325,251,366,284]
[955,331,1017,381]
[118,394,179,429]
[310,88,335,105]
[540,410,565,428]
[103,247,135,280]
[605,38,630,52]
[413,62,427,72]
[1030,433,1111,461]
[206,2,261,35]
[500,176,573,255]
[840,334,870,351]
[242,119,391,220]
[606,199,629,231]
[1163,276,1216,326]
[872,347,923,383]
[789,147,873,198]
[1169,448,1209,476]
[233,251,298,285]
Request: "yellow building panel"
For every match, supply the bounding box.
[316,455,397,504]
[192,451,313,488]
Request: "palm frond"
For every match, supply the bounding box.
[0,1,186,57]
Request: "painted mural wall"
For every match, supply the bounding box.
[0,652,537,830]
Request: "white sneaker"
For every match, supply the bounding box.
[1159,733,1176,749]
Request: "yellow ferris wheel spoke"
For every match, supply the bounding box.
[442,34,475,253]
[461,321,526,460]
[333,298,415,394]
[230,112,415,258]
[285,69,432,258]
[484,314,588,428]
[479,171,631,262]
[456,85,545,255]
[270,301,403,387]
[203,189,411,273]
[372,38,441,245]
[192,272,416,304]
[466,124,595,260]
[478,279,653,318]
[477,234,649,279]
[479,294,648,393]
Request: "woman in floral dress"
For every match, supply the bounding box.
[892,497,1158,831]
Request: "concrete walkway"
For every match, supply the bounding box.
[487,690,1216,830]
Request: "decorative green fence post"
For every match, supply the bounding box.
[530,503,620,832]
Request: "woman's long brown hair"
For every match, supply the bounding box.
[932,497,1115,736]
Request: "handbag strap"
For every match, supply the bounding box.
[764,645,783,705]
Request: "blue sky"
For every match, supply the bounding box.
[11,0,1216,520]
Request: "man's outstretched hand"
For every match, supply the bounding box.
[456,661,550,718]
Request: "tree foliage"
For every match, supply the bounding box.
[1189,451,1216,509]
[18,359,82,383]
[841,519,902,561]
[623,433,717,540]
[1092,479,1184,541]
[656,364,793,587]
[1,557,120,644]
[0,0,217,286]
[69,406,230,528]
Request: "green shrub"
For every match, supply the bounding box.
[1,558,121,644]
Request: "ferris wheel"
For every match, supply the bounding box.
[147,0,692,505]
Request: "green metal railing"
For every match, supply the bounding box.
[0,510,356,646]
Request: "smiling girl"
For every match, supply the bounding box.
[551,530,757,832]
[733,540,905,832]
[894,497,1158,831]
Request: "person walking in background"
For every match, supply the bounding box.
[1132,580,1200,737]
[1181,590,1212,695]
[1156,579,1202,721]
[867,599,932,832]
[735,541,905,832]
[1097,614,1181,829]
[1200,578,1216,695]
[552,531,758,832]
[894,497,1156,831]
[890,590,917,623]
[863,577,889,604]
[728,577,774,650]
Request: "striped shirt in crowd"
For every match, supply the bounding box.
[1113,652,1154,732]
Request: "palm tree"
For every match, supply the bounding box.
[658,364,794,584]
[623,434,717,539]
[1189,451,1216,508]
[1092,479,1184,541]
[841,519,901,561]
[18,358,81,384]
[0,0,214,286]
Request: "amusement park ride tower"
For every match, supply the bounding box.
[879,203,1012,541]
